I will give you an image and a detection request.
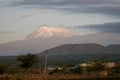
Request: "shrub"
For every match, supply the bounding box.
[16,53,40,69]
[70,67,82,74]
[0,64,9,74]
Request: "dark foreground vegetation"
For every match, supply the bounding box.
[0,74,120,80]
[0,53,120,80]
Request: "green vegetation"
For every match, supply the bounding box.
[16,53,39,69]
[93,62,104,71]
[0,53,120,80]
[0,64,9,74]
[0,63,19,74]
[71,67,83,74]
[112,64,120,74]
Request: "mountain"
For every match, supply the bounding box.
[0,44,120,65]
[0,26,76,56]
[0,26,120,56]
[39,43,106,55]
[39,43,120,55]
[26,27,75,39]
[106,44,120,53]
[37,44,120,65]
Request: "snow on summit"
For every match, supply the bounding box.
[26,26,75,39]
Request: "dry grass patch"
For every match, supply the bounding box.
[0,74,120,80]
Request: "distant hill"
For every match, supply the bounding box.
[36,43,120,65]
[0,43,120,65]
[106,44,120,53]
[38,43,120,55]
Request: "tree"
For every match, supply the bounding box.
[112,64,120,75]
[93,61,105,72]
[86,61,105,75]
[16,53,39,69]
[91,57,106,72]
[69,66,83,74]
[0,64,9,74]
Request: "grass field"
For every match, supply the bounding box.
[0,74,120,80]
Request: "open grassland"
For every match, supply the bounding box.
[0,74,120,80]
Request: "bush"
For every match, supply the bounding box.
[0,64,9,74]
[112,64,120,75]
[69,67,82,74]
[16,53,40,69]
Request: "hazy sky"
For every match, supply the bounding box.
[0,0,120,44]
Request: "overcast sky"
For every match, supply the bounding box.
[0,0,120,44]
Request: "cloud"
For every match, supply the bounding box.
[9,0,120,6]
[5,0,120,17]
[20,14,31,18]
[0,31,15,34]
[79,22,120,33]
[0,0,24,7]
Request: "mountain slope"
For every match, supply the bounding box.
[106,44,120,53]
[0,26,120,56]
[38,43,120,56]
[0,44,120,65]
[39,43,106,55]
[26,26,75,39]
[37,44,120,65]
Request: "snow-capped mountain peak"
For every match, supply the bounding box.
[26,26,75,39]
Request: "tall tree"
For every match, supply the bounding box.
[16,53,39,69]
